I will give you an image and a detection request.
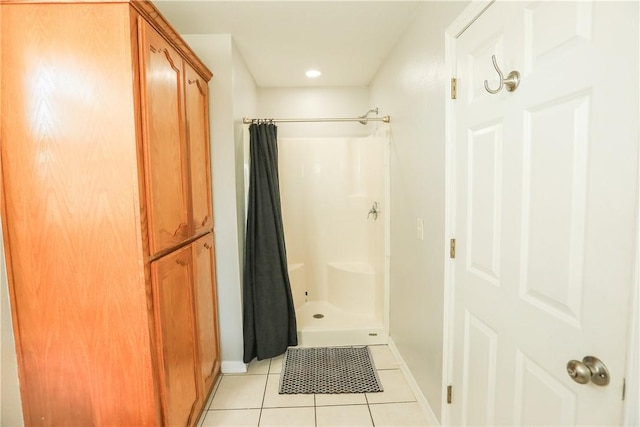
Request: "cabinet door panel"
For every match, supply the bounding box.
[184,64,213,234]
[192,233,220,394]
[151,247,199,426]
[139,19,190,254]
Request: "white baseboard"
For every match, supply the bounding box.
[387,337,440,426]
[221,360,247,374]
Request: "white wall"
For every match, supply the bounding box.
[232,40,258,277]
[369,1,468,422]
[257,87,371,138]
[183,34,257,371]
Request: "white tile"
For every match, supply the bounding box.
[315,392,367,406]
[365,369,416,404]
[316,404,373,427]
[369,402,432,426]
[197,408,206,427]
[247,358,271,375]
[269,354,285,374]
[210,375,267,409]
[262,374,315,408]
[259,407,315,427]
[204,376,223,410]
[201,409,261,427]
[197,383,219,425]
[368,345,401,370]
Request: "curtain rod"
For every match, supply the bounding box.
[242,116,391,125]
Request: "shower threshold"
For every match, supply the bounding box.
[295,301,388,347]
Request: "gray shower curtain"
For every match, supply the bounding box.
[243,122,298,363]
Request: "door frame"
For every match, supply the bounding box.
[440,0,640,425]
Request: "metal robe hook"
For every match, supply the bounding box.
[367,201,380,220]
[484,55,520,94]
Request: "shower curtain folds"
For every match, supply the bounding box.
[243,123,298,363]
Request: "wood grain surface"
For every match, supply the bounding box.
[185,64,213,235]
[192,233,220,396]
[151,246,200,427]
[138,18,190,255]
[1,3,157,426]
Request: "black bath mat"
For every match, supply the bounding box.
[279,346,383,394]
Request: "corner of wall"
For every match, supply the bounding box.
[231,39,258,291]
[387,337,440,426]
[180,33,260,369]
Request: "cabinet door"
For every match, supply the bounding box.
[192,233,220,395]
[139,18,190,254]
[184,63,213,235]
[151,247,199,427]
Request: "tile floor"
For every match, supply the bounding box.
[197,345,431,427]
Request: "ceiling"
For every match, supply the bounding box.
[153,1,422,87]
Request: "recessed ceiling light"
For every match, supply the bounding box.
[305,69,322,78]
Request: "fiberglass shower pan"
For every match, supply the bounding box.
[279,130,389,347]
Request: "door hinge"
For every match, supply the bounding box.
[450,238,456,259]
[451,78,457,99]
[622,377,626,401]
[447,385,453,404]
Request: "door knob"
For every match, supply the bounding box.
[566,356,610,386]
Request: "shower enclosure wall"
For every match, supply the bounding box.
[279,131,389,346]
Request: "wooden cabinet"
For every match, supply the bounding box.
[185,63,214,235]
[152,246,200,427]
[139,18,191,256]
[0,2,219,426]
[192,234,220,394]
[150,234,220,426]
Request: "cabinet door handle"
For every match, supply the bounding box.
[201,216,209,227]
[175,259,187,266]
[204,243,211,250]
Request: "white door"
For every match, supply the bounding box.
[451,1,638,425]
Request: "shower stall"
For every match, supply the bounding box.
[277,122,390,347]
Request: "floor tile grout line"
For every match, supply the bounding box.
[249,399,414,410]
[198,376,222,426]
[226,346,417,425]
[261,404,316,409]
[368,399,419,405]
[364,393,376,427]
[314,402,371,408]
[257,371,269,427]
[225,372,269,376]
[206,407,264,411]
[313,394,318,427]
[207,376,222,410]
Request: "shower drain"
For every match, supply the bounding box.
[313,313,324,319]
